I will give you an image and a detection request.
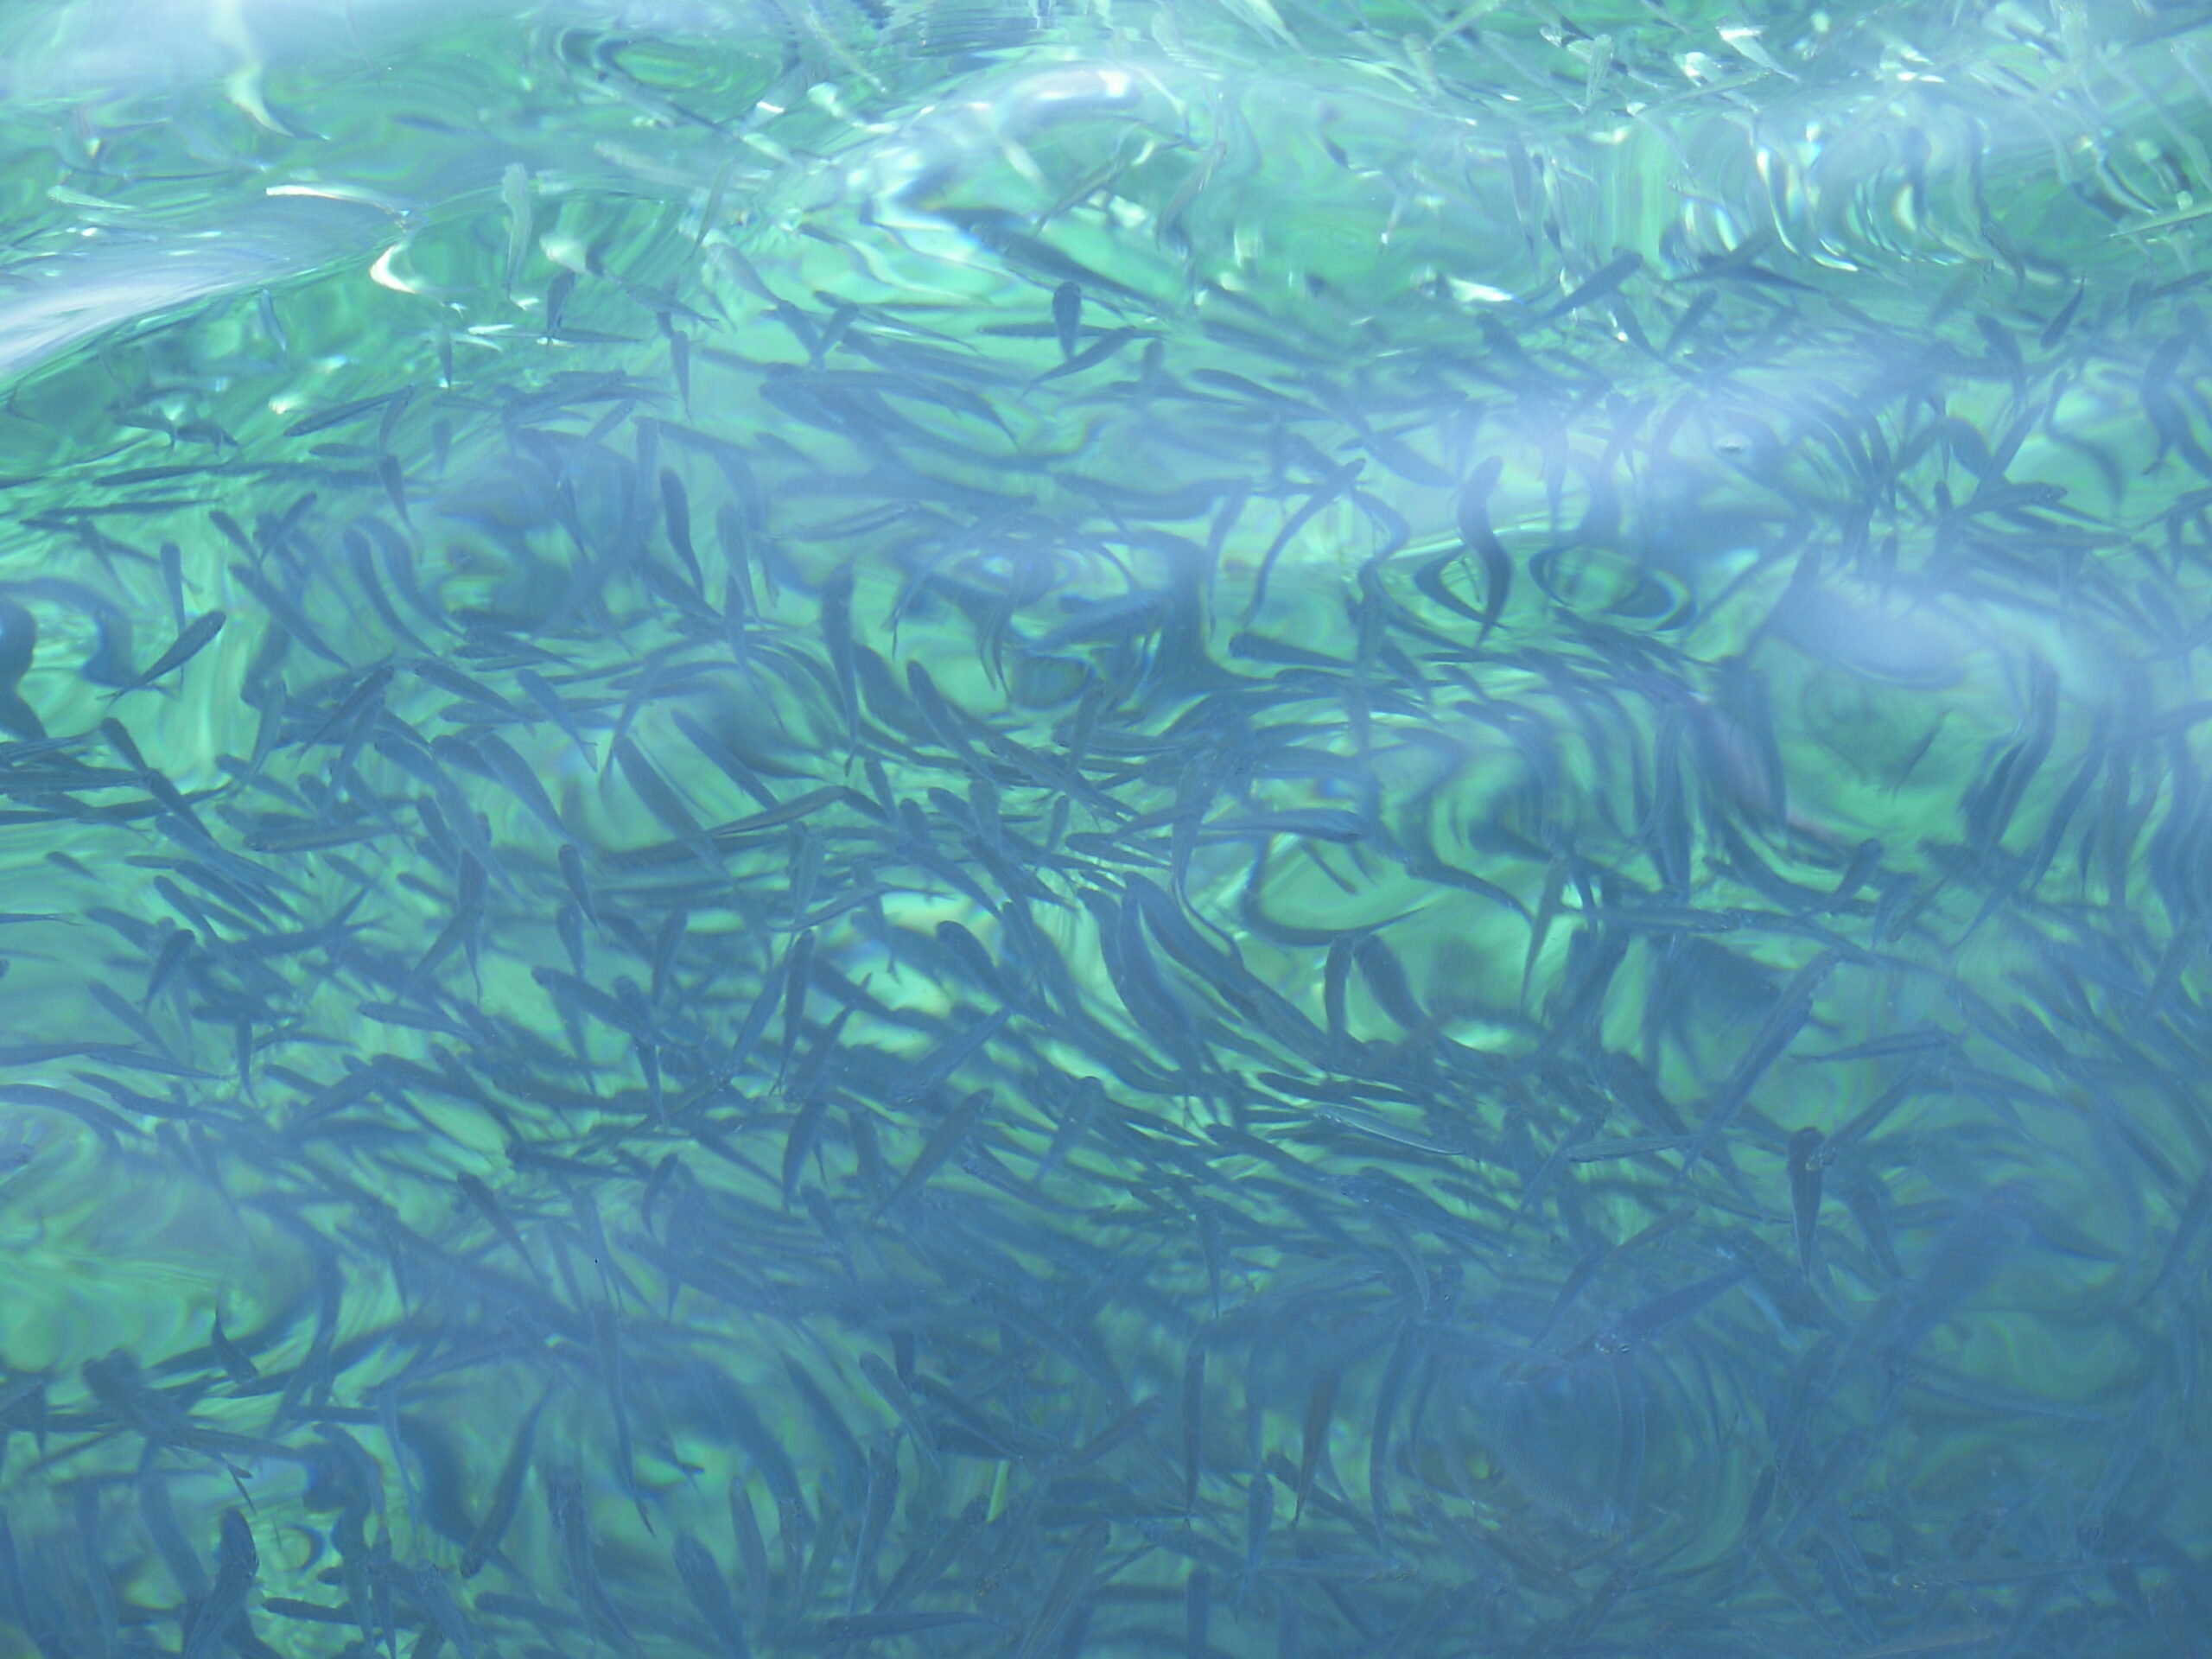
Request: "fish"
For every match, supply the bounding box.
[1787,1127,1826,1279]
[0,599,43,740]
[1052,281,1083,359]
[1011,1519,1110,1659]
[547,1471,641,1654]
[659,468,706,594]
[938,207,1150,303]
[1246,458,1364,624]
[1454,457,1510,640]
[1673,950,1841,1185]
[1293,1369,1339,1526]
[848,1443,897,1611]
[208,1310,258,1385]
[518,667,598,762]
[180,1510,257,1659]
[819,565,859,751]
[284,391,410,440]
[728,1483,772,1636]
[1540,251,1643,321]
[858,1352,941,1472]
[340,527,431,652]
[1029,326,1141,387]
[878,1086,991,1213]
[1219,1483,1279,1623]
[613,735,714,861]
[460,1389,550,1578]
[544,269,577,341]
[2040,282,2086,349]
[229,563,346,666]
[887,1008,1011,1107]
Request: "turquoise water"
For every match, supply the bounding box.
[2,1,2209,1655]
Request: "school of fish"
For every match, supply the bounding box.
[2,1,2211,1656]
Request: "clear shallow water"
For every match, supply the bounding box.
[1,2,2210,1656]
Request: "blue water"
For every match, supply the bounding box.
[2,3,2210,1656]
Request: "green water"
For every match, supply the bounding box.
[2,1,2210,1655]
